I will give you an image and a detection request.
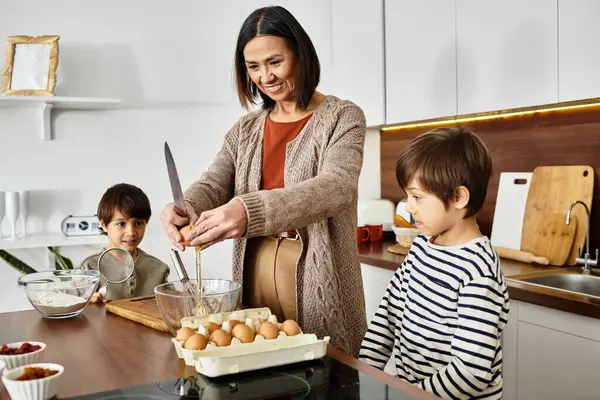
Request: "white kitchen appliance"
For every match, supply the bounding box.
[357,199,395,231]
[60,215,103,236]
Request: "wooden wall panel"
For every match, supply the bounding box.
[380,106,600,251]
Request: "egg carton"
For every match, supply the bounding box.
[172,307,329,377]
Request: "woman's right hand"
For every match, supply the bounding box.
[160,201,199,251]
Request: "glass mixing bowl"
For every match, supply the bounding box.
[154,279,242,336]
[17,269,101,319]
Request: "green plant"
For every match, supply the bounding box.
[0,247,75,275]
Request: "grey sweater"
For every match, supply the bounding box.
[184,95,368,356]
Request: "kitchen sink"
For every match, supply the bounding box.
[518,273,600,298]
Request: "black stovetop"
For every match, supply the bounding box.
[65,356,415,399]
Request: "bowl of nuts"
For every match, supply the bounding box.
[1,363,63,400]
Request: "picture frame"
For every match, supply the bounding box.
[1,35,60,96]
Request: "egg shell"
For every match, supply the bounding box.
[229,319,241,329]
[231,323,255,343]
[175,327,195,341]
[257,321,279,340]
[179,225,193,247]
[209,329,232,347]
[280,320,301,336]
[183,333,208,350]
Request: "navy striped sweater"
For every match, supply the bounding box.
[359,235,510,400]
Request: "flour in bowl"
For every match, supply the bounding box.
[33,291,88,314]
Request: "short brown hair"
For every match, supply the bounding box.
[97,183,151,234]
[234,6,320,110]
[395,126,492,218]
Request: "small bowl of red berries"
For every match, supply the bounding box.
[0,342,46,370]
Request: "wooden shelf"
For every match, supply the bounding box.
[0,95,121,140]
[0,232,107,250]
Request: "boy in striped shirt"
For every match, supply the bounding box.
[359,127,510,400]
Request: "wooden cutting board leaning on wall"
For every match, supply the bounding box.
[521,165,595,266]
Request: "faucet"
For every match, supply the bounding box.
[566,200,598,274]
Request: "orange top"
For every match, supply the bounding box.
[261,113,312,190]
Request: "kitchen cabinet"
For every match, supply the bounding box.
[384,0,457,124]
[361,263,395,323]
[502,300,600,400]
[331,0,385,126]
[456,0,558,114]
[558,0,600,102]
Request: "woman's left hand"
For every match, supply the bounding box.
[186,199,247,249]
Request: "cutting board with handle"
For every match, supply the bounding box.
[105,295,170,333]
[532,213,577,266]
[490,172,532,250]
[521,165,594,265]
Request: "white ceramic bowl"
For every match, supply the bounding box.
[0,342,46,370]
[2,362,63,400]
[392,225,420,247]
[0,360,5,376]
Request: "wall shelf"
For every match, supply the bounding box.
[0,232,107,250]
[0,96,121,140]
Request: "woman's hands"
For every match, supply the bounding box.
[160,200,199,251]
[185,199,248,250]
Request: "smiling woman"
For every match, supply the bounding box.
[160,6,369,357]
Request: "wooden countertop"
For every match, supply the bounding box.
[359,240,600,320]
[0,305,440,400]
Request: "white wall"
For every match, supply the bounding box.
[0,1,381,313]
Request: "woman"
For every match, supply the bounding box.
[160,5,367,357]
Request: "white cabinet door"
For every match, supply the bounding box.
[502,300,518,400]
[331,0,385,126]
[558,0,600,101]
[517,321,600,400]
[456,0,558,114]
[384,0,457,124]
[361,263,395,324]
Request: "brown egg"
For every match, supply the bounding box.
[209,329,232,347]
[204,322,220,335]
[231,324,255,343]
[280,320,301,336]
[175,327,195,342]
[229,320,241,329]
[183,333,208,350]
[257,321,279,340]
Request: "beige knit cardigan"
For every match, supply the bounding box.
[184,95,368,356]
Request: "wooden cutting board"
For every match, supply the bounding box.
[521,165,594,265]
[532,213,577,266]
[105,295,170,333]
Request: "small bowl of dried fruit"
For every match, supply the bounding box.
[2,363,63,400]
[0,342,46,370]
